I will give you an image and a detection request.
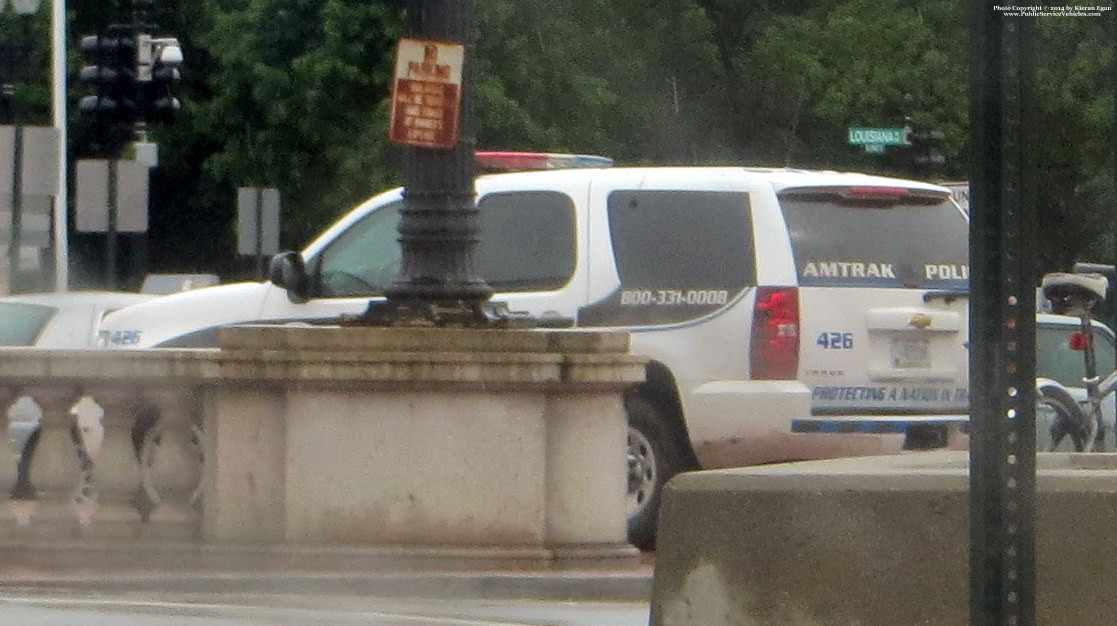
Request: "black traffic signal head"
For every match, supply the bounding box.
[135,35,184,123]
[78,27,139,124]
[907,127,947,173]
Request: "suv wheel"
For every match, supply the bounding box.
[626,395,688,550]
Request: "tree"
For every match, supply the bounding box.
[740,0,968,175]
[192,0,405,251]
[1030,15,1114,271]
[60,0,1115,281]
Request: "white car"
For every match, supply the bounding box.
[99,162,970,547]
[1036,312,1116,451]
[2,291,156,457]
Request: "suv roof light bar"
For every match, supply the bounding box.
[841,186,911,199]
[475,151,614,173]
[780,186,951,205]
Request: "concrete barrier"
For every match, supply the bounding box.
[650,451,1117,625]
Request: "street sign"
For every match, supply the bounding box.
[388,38,464,149]
[236,187,280,256]
[847,127,908,146]
[864,144,886,154]
[0,126,60,196]
[74,159,149,233]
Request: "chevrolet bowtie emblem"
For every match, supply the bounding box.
[909,313,933,329]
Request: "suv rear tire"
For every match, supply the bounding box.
[626,394,689,550]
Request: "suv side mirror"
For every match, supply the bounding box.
[268,251,311,304]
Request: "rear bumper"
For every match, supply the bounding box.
[791,414,969,435]
[695,413,969,469]
[793,414,969,452]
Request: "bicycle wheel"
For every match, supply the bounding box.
[1038,381,1094,452]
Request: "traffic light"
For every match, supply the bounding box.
[136,35,184,123]
[78,26,139,124]
[79,26,184,127]
[907,127,947,176]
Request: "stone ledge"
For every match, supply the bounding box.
[0,540,652,601]
[0,328,646,390]
[218,325,632,355]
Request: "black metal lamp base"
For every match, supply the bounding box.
[346,299,555,328]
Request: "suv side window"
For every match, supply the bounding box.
[579,190,755,326]
[315,201,403,297]
[313,192,576,297]
[475,191,576,291]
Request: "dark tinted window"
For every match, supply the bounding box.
[314,192,576,297]
[0,302,55,346]
[608,190,755,288]
[578,191,753,327]
[1037,322,1115,387]
[475,191,576,291]
[780,188,968,288]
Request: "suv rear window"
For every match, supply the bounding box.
[779,188,968,289]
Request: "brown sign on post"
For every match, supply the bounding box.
[388,38,464,149]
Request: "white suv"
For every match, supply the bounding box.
[99,165,971,548]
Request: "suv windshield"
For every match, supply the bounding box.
[0,302,55,346]
[779,188,968,289]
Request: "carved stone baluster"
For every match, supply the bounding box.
[139,389,203,538]
[0,387,19,498]
[0,387,21,536]
[23,386,84,531]
[85,387,144,535]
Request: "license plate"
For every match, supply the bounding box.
[892,337,930,368]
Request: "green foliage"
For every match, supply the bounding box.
[57,0,1117,278]
[1031,14,1114,271]
[194,0,405,245]
[745,0,968,173]
[473,0,712,162]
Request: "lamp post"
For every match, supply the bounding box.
[50,0,63,291]
[0,0,40,294]
[366,0,496,326]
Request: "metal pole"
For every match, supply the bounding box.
[106,159,117,288]
[1111,10,1117,378]
[10,125,21,291]
[7,125,19,293]
[969,4,1038,625]
[255,188,264,278]
[51,0,67,291]
[371,0,493,325]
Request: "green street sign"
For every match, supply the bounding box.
[864,144,886,154]
[848,127,908,146]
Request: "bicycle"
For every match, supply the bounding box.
[1038,266,1115,452]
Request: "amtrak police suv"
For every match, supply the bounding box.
[99,159,971,548]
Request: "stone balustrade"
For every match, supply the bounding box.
[0,349,209,541]
[0,325,645,564]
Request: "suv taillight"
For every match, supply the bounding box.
[750,287,800,380]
